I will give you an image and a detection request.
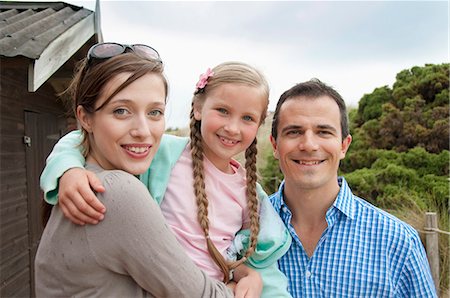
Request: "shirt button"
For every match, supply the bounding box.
[305,271,311,278]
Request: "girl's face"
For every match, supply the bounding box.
[78,72,166,175]
[194,83,267,172]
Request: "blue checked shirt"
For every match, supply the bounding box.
[269,177,437,297]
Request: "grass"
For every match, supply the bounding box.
[390,206,449,296]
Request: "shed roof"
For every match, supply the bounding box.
[0,1,93,58]
[0,1,98,91]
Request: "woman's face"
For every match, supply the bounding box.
[78,72,166,175]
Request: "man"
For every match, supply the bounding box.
[269,79,437,297]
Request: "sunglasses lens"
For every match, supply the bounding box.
[91,43,125,59]
[132,45,160,61]
[87,43,162,65]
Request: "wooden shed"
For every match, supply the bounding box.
[0,1,100,296]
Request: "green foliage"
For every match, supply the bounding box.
[342,147,449,176]
[401,147,449,176]
[340,147,382,173]
[355,86,392,125]
[259,151,283,194]
[434,88,449,107]
[344,161,449,216]
[352,63,449,153]
[393,64,450,106]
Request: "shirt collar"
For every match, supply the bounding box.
[332,177,356,220]
[271,177,356,220]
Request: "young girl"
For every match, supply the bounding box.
[41,62,292,297]
[35,42,234,297]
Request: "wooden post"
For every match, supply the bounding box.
[425,212,440,295]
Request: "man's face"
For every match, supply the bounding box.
[270,96,352,193]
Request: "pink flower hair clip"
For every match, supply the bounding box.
[194,68,214,94]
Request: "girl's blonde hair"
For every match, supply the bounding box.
[189,61,269,282]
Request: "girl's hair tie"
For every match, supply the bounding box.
[194,68,214,94]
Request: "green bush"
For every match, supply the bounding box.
[259,151,283,194]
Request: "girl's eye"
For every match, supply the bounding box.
[113,108,129,116]
[243,115,254,122]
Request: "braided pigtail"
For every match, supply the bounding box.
[243,139,260,259]
[189,104,231,283]
[228,138,260,271]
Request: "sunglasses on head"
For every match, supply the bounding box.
[87,42,162,65]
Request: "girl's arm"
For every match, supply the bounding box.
[40,130,84,204]
[249,184,292,267]
[87,171,233,297]
[233,263,263,298]
[40,130,105,224]
[58,168,105,225]
[230,183,293,298]
[41,133,188,225]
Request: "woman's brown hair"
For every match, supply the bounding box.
[42,48,168,226]
[67,53,168,157]
[189,61,269,282]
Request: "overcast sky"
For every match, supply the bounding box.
[69,0,448,129]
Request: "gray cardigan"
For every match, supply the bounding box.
[35,164,232,298]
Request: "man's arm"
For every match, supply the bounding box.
[396,232,438,297]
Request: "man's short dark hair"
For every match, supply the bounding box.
[271,78,349,141]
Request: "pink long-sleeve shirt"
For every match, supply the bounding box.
[160,146,250,280]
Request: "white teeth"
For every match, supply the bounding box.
[127,146,148,153]
[220,136,238,144]
[298,160,320,165]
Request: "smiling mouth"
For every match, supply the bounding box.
[218,135,240,145]
[122,145,151,154]
[294,160,323,165]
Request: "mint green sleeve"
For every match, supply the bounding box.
[140,134,189,205]
[247,262,291,298]
[40,130,85,205]
[232,183,292,297]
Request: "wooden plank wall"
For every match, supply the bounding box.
[0,60,68,297]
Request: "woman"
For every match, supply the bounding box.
[34,42,234,297]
